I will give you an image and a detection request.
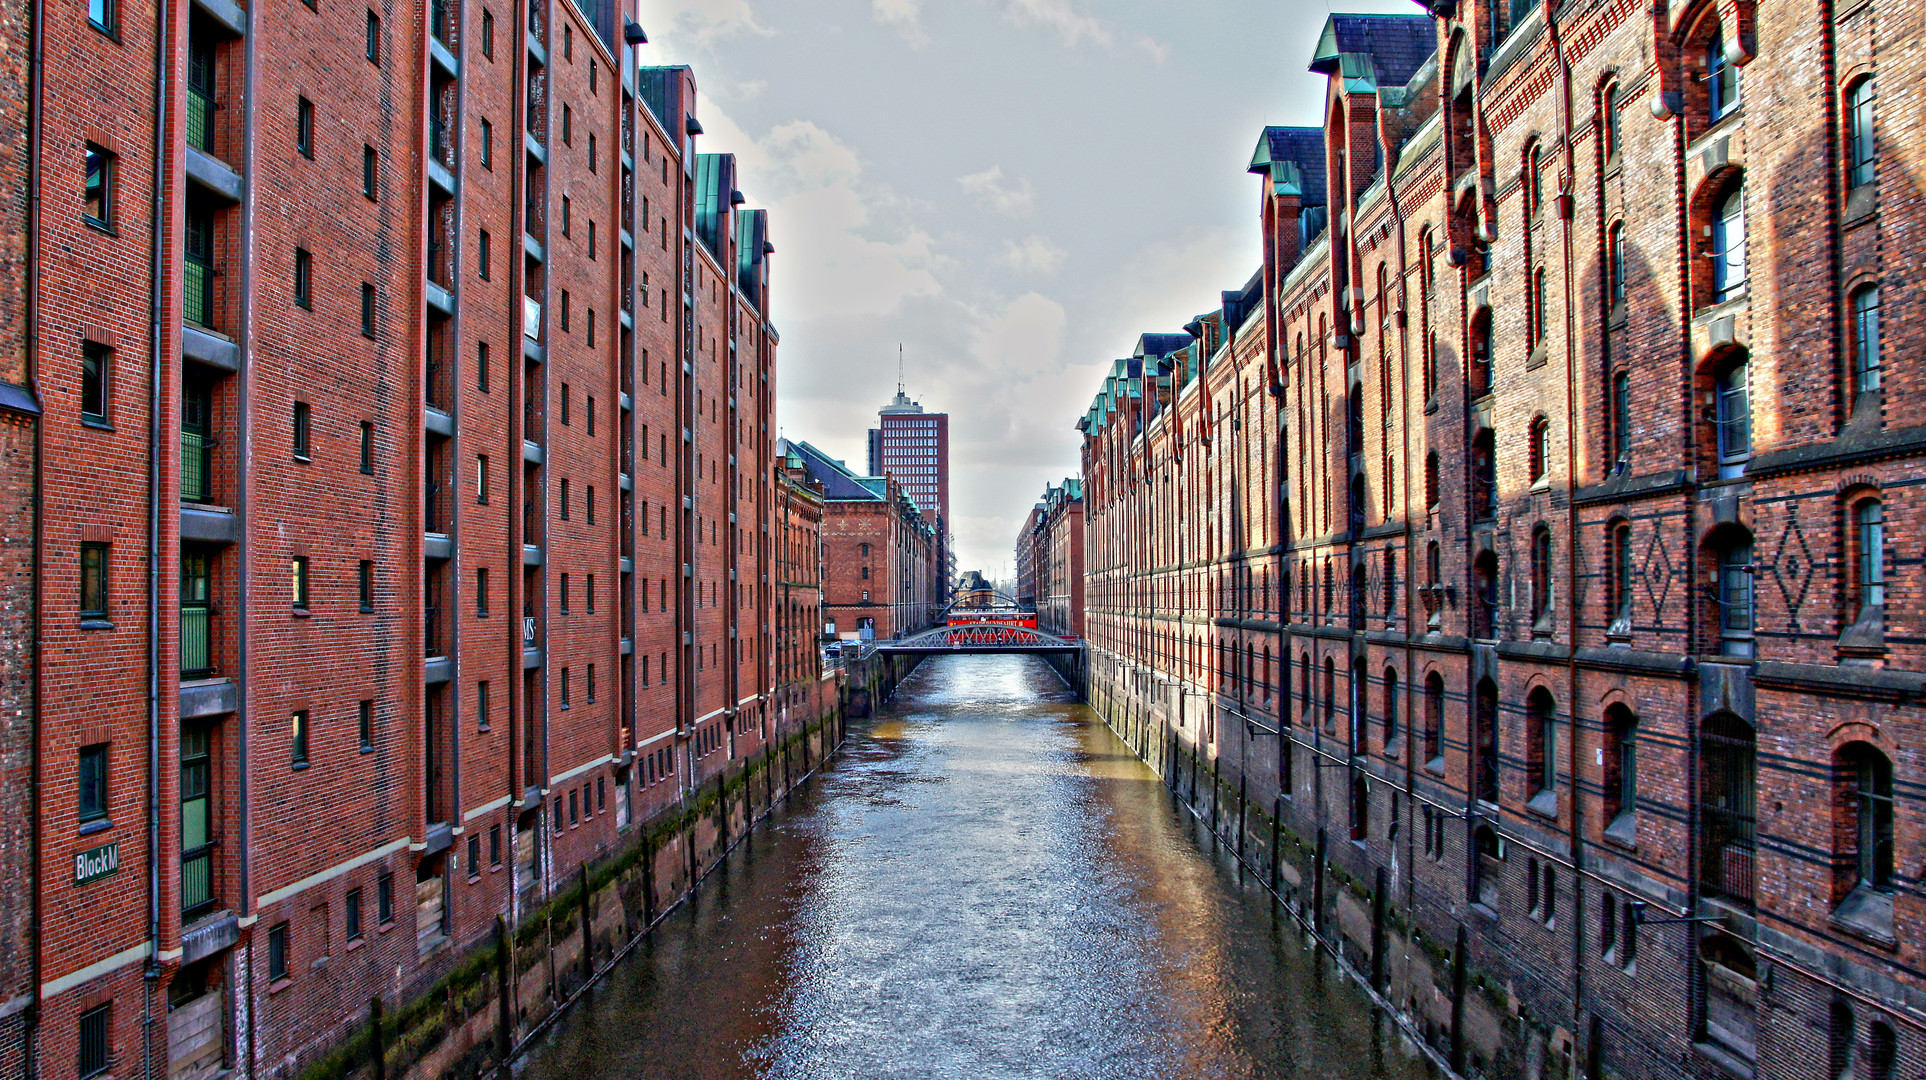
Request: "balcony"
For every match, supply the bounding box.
[181,428,217,504]
[181,604,215,678]
[187,84,215,154]
[184,256,215,331]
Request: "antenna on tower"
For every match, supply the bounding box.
[897,344,905,397]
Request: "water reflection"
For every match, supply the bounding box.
[530,655,1432,1080]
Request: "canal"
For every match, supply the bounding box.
[527,654,1436,1079]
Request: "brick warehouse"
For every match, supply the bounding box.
[1070,2,1926,1078]
[1015,479,1083,640]
[0,0,841,1074]
[785,438,941,642]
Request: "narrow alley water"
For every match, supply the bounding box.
[527,655,1436,1080]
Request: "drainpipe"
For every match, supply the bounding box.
[142,0,174,1071]
[22,0,47,1064]
[1547,3,1589,1065]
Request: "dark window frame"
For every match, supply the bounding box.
[80,541,109,619]
[78,742,110,823]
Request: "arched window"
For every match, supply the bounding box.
[1609,368,1631,469]
[1838,742,1895,897]
[1715,530,1755,655]
[1712,186,1748,302]
[1383,667,1400,746]
[1527,688,1557,800]
[1608,222,1627,310]
[1473,679,1499,804]
[1532,267,1548,346]
[1870,1022,1896,1080]
[1530,526,1554,630]
[1423,332,1438,403]
[1527,143,1544,217]
[1854,498,1886,618]
[1853,285,1882,394]
[1472,551,1498,640]
[1350,774,1369,842]
[1423,672,1444,763]
[1714,355,1752,478]
[1473,824,1502,909]
[1700,712,1757,903]
[1300,652,1313,722]
[1829,1000,1855,1080]
[1425,452,1441,510]
[1847,78,1875,189]
[1608,520,1634,635]
[1603,705,1638,829]
[1262,647,1272,703]
[1350,658,1368,751]
[1469,311,1492,395]
[1707,26,1739,122]
[1528,415,1550,483]
[1471,429,1496,519]
[1602,83,1622,161]
[1322,656,1336,733]
[1245,642,1255,696]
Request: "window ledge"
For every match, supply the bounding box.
[1527,789,1559,820]
[80,618,116,631]
[291,761,310,771]
[81,416,114,432]
[1830,885,1896,948]
[292,453,312,463]
[1603,813,1637,849]
[1424,755,1446,777]
[291,607,311,618]
[267,977,293,994]
[78,818,113,836]
[1844,183,1877,225]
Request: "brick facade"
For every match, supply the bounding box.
[1073,4,1926,1077]
[9,3,808,1075]
[786,438,940,643]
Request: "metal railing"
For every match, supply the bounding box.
[187,84,215,153]
[425,605,444,658]
[184,256,215,329]
[181,846,215,918]
[181,429,215,504]
[180,605,214,677]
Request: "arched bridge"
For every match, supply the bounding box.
[877,625,1082,654]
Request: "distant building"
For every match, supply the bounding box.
[867,386,951,594]
[1016,480,1083,639]
[785,440,941,640]
[775,446,829,726]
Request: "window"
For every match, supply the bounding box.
[586,397,594,436]
[1604,707,1637,828]
[479,229,491,280]
[1530,526,1553,628]
[1714,357,1751,477]
[1871,1023,1897,1080]
[1848,79,1876,189]
[362,145,377,198]
[291,710,309,765]
[80,341,110,425]
[297,97,315,157]
[78,1004,111,1078]
[1707,27,1739,122]
[1603,83,1621,161]
[358,699,373,752]
[1424,452,1440,510]
[490,823,501,865]
[80,542,109,618]
[292,401,311,458]
[479,117,493,169]
[1855,499,1886,616]
[476,454,489,504]
[1841,743,1895,896]
[290,555,310,609]
[481,9,494,56]
[358,560,373,611]
[563,23,571,59]
[346,888,363,940]
[560,382,570,425]
[561,668,571,709]
[84,144,113,226]
[477,681,490,730]
[478,342,490,392]
[589,220,597,260]
[1532,267,1548,346]
[586,573,594,611]
[1424,672,1444,764]
[1527,689,1556,798]
[1852,285,1881,394]
[1609,369,1631,468]
[87,0,114,32]
[587,663,596,702]
[365,10,380,63]
[562,105,571,145]
[1527,143,1543,218]
[361,283,377,336]
[358,421,373,473]
[561,195,571,236]
[1382,668,1399,747]
[377,871,393,922]
[561,290,570,331]
[1716,535,1754,653]
[268,921,290,981]
[1608,521,1633,634]
[1528,415,1550,483]
[560,572,570,612]
[476,567,489,616]
[467,835,480,877]
[1700,713,1757,901]
[1607,222,1626,311]
[559,478,569,519]
[1711,186,1747,302]
[79,743,109,822]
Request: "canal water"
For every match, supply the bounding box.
[527,654,1435,1080]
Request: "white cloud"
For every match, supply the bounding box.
[978,0,1165,57]
[998,235,1066,276]
[640,0,772,45]
[872,0,926,45]
[956,166,1036,217]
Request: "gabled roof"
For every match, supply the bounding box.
[1248,127,1328,208]
[1309,14,1436,91]
[788,440,888,501]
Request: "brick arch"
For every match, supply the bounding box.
[1827,720,1887,754]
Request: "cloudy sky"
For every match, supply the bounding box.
[638,0,1417,577]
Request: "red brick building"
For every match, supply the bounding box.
[786,439,940,641]
[1015,479,1083,640]
[1079,5,1926,1077]
[4,3,796,1075]
[775,446,828,730]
